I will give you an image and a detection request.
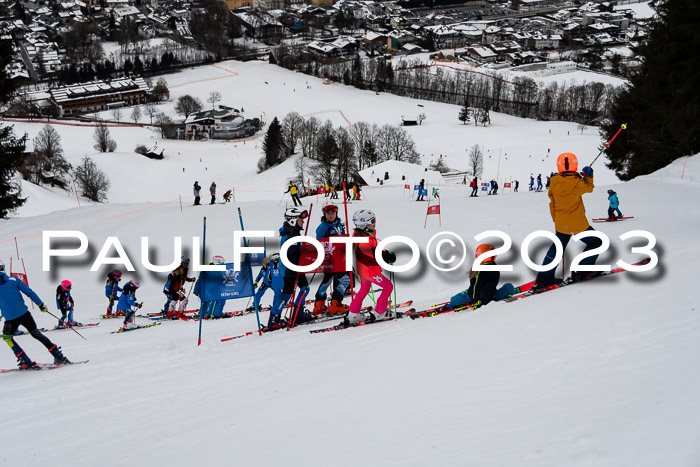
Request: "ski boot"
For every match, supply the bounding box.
[312,300,326,316]
[18,360,40,370]
[266,314,287,331]
[328,300,348,315]
[49,345,71,365]
[344,312,365,326]
[569,271,603,283]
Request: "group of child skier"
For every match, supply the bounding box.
[0,151,623,368]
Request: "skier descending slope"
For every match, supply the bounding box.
[443,244,515,311]
[0,260,71,369]
[347,210,395,325]
[162,257,196,318]
[251,255,281,312]
[607,189,623,220]
[267,208,314,329]
[535,153,602,288]
[194,255,226,319]
[312,203,351,317]
[105,269,123,316]
[55,280,80,327]
[118,280,142,329]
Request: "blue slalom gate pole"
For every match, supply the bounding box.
[198,216,206,346]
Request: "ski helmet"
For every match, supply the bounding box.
[262,256,271,266]
[607,189,614,195]
[112,269,122,279]
[322,202,338,214]
[284,207,308,222]
[556,153,578,173]
[61,280,72,290]
[128,280,140,289]
[352,209,376,229]
[181,256,191,266]
[269,252,280,263]
[0,260,4,273]
[475,244,496,263]
[212,255,225,265]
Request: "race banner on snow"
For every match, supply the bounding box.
[200,261,254,302]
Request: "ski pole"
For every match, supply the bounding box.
[277,191,287,206]
[44,310,86,340]
[391,271,397,317]
[590,123,627,167]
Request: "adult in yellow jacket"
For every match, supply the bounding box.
[535,153,603,287]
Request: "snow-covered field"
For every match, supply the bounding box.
[1,60,699,467]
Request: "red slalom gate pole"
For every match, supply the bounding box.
[289,203,313,330]
[14,237,19,259]
[72,180,81,207]
[179,195,183,212]
[342,183,354,300]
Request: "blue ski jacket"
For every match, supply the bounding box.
[316,217,346,239]
[608,193,619,209]
[117,289,138,311]
[0,272,43,321]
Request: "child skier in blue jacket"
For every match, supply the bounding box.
[117,280,142,328]
[607,190,622,220]
[105,269,123,316]
[0,261,70,369]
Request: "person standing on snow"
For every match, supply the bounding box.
[0,260,71,369]
[193,181,202,205]
[105,269,123,316]
[470,177,478,197]
[209,182,217,205]
[55,280,80,327]
[607,189,623,220]
[346,210,395,325]
[416,179,426,201]
[194,255,226,319]
[118,280,142,329]
[162,257,196,318]
[529,175,535,191]
[514,180,519,192]
[266,208,314,330]
[535,153,602,288]
[311,203,351,317]
[443,245,515,311]
[537,174,543,191]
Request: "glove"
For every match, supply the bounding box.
[581,166,593,177]
[137,303,143,309]
[382,250,397,265]
[470,301,482,311]
[254,281,258,288]
[39,303,48,313]
[188,277,196,282]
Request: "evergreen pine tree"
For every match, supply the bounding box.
[458,99,471,125]
[601,0,700,180]
[263,117,285,168]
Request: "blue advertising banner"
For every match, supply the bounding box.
[200,261,254,302]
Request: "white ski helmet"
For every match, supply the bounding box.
[269,252,280,263]
[352,209,376,229]
[212,255,225,265]
[284,207,308,222]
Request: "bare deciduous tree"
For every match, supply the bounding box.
[175,95,203,118]
[112,108,122,123]
[155,112,173,138]
[24,125,71,187]
[93,123,117,152]
[130,106,142,124]
[144,103,158,125]
[282,111,303,158]
[468,144,484,179]
[207,91,222,109]
[74,156,110,202]
[299,116,320,159]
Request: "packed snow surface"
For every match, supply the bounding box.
[1,60,698,467]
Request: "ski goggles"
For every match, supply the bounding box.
[323,205,338,213]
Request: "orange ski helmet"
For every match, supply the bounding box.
[557,153,578,173]
[475,244,496,263]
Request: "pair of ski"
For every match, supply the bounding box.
[221,301,414,341]
[1,360,89,374]
[111,322,161,334]
[14,323,100,336]
[591,216,634,223]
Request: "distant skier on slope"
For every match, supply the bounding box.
[535,153,602,288]
[529,174,535,191]
[607,189,623,220]
[55,280,80,327]
[194,255,226,319]
[105,269,123,316]
[118,280,142,329]
[442,244,515,311]
[311,203,351,317]
[285,181,302,207]
[209,182,217,205]
[0,260,71,369]
[346,209,394,325]
[193,181,202,205]
[537,174,543,191]
[470,177,478,197]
